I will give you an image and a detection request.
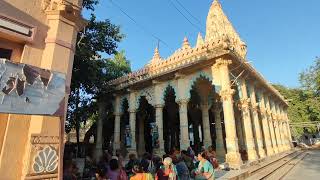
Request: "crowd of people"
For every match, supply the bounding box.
[64,146,220,180]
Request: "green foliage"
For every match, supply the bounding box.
[273,86,320,137]
[66,0,131,139]
[300,57,320,95]
[273,57,320,138]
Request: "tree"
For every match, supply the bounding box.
[273,84,319,137]
[66,0,130,157]
[300,57,320,95]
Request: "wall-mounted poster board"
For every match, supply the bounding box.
[0,58,66,116]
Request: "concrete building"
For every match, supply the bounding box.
[109,0,293,168]
[0,0,85,179]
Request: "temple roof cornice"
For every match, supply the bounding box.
[108,39,229,88]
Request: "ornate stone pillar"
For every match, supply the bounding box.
[248,84,266,158]
[201,103,212,148]
[95,101,106,161]
[213,59,242,167]
[114,112,122,151]
[276,105,285,151]
[280,121,289,151]
[266,96,278,154]
[273,119,283,152]
[258,93,274,156]
[281,108,290,150]
[113,96,122,151]
[285,109,293,148]
[286,121,293,148]
[271,102,283,152]
[235,110,245,151]
[178,99,190,150]
[239,80,258,161]
[155,104,165,155]
[128,110,137,153]
[128,91,137,154]
[214,104,226,162]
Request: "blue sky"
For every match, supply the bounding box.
[84,0,320,88]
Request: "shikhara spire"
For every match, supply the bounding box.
[196,32,204,47]
[148,45,162,65]
[182,37,191,49]
[206,0,247,58]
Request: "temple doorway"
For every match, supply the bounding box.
[136,96,155,156]
[188,76,216,153]
[120,98,130,155]
[163,86,180,153]
[188,88,203,153]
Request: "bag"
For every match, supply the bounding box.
[209,157,219,169]
[148,160,156,174]
[118,168,128,180]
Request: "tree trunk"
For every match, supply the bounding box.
[75,89,80,157]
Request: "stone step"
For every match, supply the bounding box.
[248,150,296,175]
[217,150,298,180]
[265,151,308,180]
[246,150,304,180]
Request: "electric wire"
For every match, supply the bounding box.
[173,0,204,27]
[109,0,171,49]
[167,0,205,34]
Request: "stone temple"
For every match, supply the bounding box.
[109,0,292,167]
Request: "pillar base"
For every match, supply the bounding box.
[265,147,274,156]
[127,148,137,156]
[278,145,284,152]
[203,140,212,149]
[247,149,258,161]
[180,140,190,151]
[94,147,103,161]
[114,142,121,152]
[216,142,226,162]
[273,147,279,154]
[225,152,243,168]
[257,148,266,158]
[154,148,165,157]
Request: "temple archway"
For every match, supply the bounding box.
[163,86,180,153]
[188,75,215,153]
[136,96,155,156]
[120,98,129,155]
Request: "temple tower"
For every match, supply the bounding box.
[206,0,247,58]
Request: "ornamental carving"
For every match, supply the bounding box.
[136,87,155,108]
[178,99,189,105]
[271,113,277,120]
[31,136,60,144]
[215,59,232,67]
[219,88,235,102]
[238,98,250,110]
[26,135,59,178]
[266,109,272,115]
[33,146,58,174]
[42,0,67,11]
[259,106,267,115]
[250,103,259,112]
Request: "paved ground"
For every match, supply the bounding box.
[283,149,320,180]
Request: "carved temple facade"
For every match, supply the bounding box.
[109,0,293,167]
[0,0,85,179]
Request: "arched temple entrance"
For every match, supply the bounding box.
[188,76,218,153]
[120,98,130,155]
[136,96,155,156]
[163,86,180,153]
